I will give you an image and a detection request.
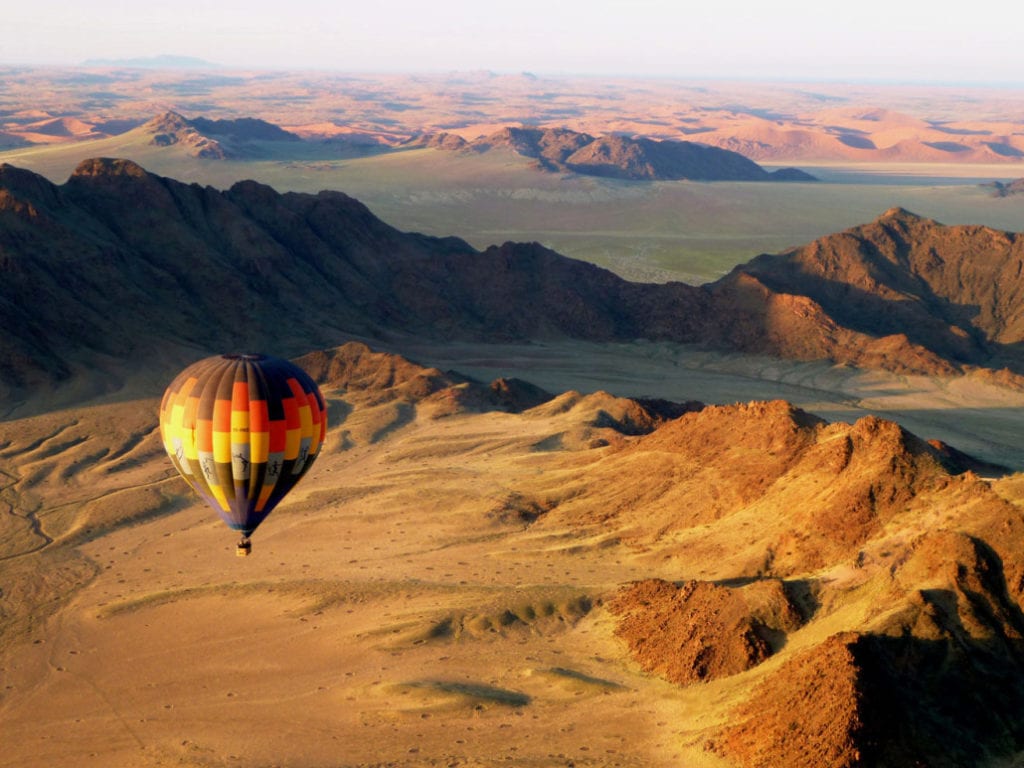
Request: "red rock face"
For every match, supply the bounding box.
[609,578,803,684]
[709,632,868,768]
[586,401,1024,767]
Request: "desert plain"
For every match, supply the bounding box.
[6,338,1024,768]
[4,67,1024,768]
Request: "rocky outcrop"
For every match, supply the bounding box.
[425,126,815,181]
[141,111,301,158]
[609,578,805,684]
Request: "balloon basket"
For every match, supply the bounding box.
[236,537,252,557]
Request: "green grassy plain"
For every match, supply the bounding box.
[4,136,1024,285]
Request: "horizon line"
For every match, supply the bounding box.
[2,59,1024,91]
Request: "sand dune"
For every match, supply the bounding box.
[4,68,1024,168]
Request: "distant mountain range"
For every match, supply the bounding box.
[411,126,816,181]
[6,71,1024,165]
[80,55,220,69]
[2,158,1023,400]
[4,109,815,181]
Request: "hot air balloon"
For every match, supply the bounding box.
[159,353,327,556]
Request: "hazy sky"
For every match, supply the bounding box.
[3,0,1022,84]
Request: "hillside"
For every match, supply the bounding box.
[723,207,1024,368]
[141,111,302,158]
[415,126,816,181]
[4,341,1024,766]
[539,394,1024,765]
[5,160,1024,405]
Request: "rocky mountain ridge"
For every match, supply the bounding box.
[533,388,1024,766]
[412,126,816,181]
[141,111,302,158]
[3,160,1024,404]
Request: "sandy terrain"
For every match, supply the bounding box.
[4,340,1024,767]
[4,69,1024,165]
[0,356,712,768]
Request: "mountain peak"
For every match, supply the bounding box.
[70,157,149,179]
[143,111,191,132]
[878,206,926,223]
[137,111,225,158]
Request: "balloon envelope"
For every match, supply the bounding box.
[159,353,327,537]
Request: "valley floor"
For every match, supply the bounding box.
[390,338,1024,471]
